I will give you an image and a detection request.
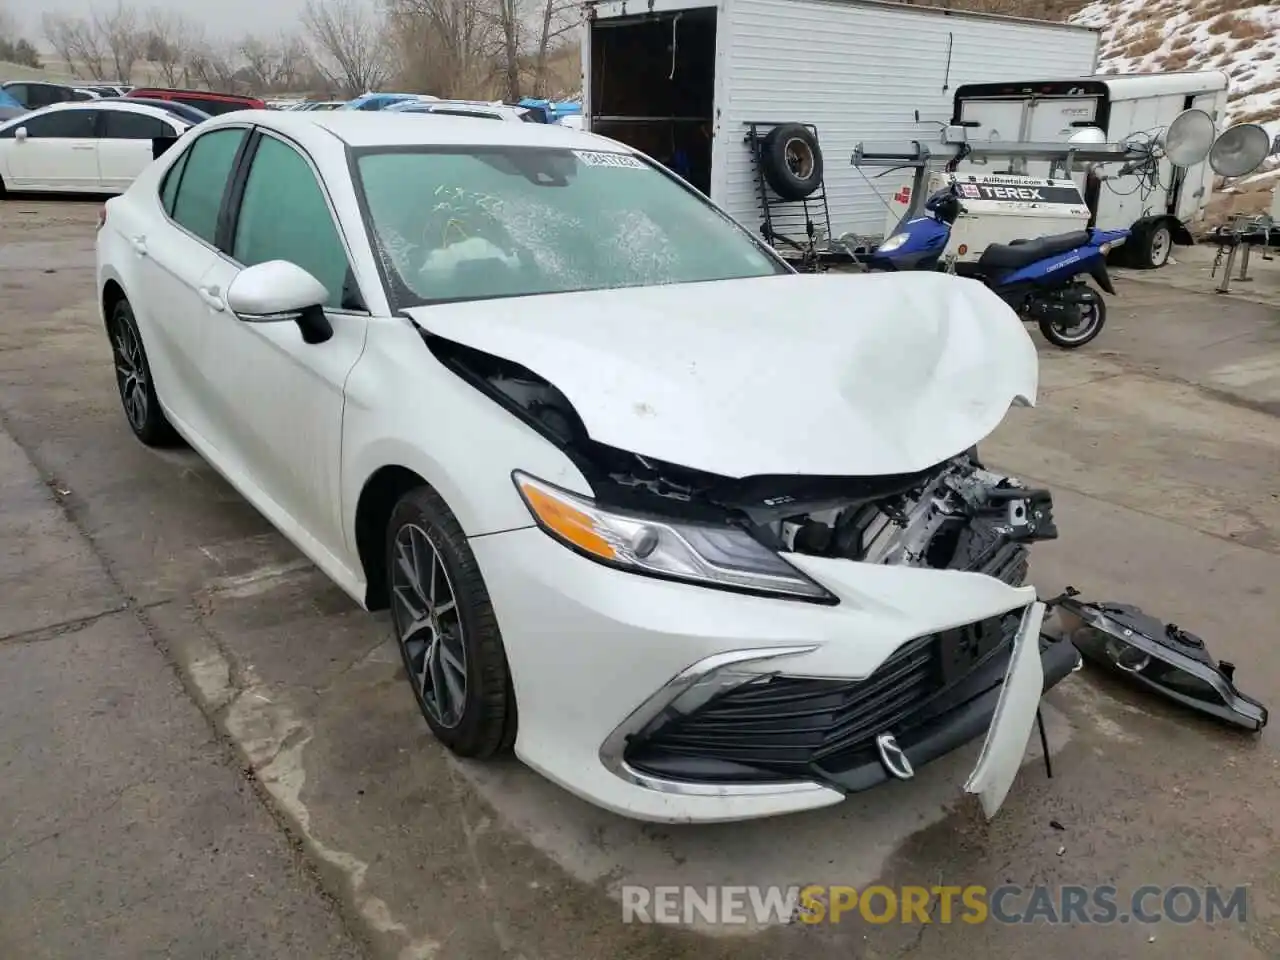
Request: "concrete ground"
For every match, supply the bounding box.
[1,199,1278,960]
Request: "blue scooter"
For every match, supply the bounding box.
[864,183,1128,349]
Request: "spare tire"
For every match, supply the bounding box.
[760,124,824,201]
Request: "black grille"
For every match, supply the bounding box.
[626,611,1020,780]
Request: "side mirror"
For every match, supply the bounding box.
[226,260,333,345]
[14,126,27,141]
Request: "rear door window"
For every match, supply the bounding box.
[103,110,170,139]
[169,127,246,245]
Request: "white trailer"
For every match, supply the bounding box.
[947,70,1232,268]
[581,0,1099,257]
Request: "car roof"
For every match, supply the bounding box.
[131,88,260,101]
[3,80,72,89]
[397,100,527,115]
[115,96,206,111]
[0,100,188,126]
[214,109,630,151]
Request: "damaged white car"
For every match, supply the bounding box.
[96,110,1079,823]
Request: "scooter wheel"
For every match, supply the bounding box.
[1039,296,1106,349]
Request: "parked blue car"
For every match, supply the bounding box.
[340,93,424,111]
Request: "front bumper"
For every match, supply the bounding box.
[470,526,1075,823]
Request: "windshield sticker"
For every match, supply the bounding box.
[573,150,646,169]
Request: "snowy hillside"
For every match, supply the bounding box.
[1071,0,1280,192]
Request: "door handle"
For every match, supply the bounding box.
[198,285,225,312]
[130,235,147,256]
[72,144,96,151]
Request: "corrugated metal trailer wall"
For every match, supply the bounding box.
[714,0,1099,240]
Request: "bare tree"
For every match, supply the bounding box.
[43,13,109,79]
[384,0,499,98]
[42,14,83,77]
[276,34,313,92]
[532,0,577,96]
[96,2,145,82]
[144,9,191,86]
[302,0,390,97]
[182,29,241,92]
[0,3,42,67]
[493,0,522,101]
[240,33,313,93]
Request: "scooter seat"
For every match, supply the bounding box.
[978,230,1093,271]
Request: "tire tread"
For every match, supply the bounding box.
[388,485,516,758]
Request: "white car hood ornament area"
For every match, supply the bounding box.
[408,271,1039,478]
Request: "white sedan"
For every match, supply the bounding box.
[385,99,540,122]
[96,110,1079,823]
[0,101,190,195]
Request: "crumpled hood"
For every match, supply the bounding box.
[406,272,1038,478]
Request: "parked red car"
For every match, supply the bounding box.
[124,88,266,116]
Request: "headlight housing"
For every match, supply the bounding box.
[877,232,910,253]
[513,472,835,603]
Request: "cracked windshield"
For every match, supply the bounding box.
[356,147,785,304]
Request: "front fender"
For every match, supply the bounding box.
[340,318,592,553]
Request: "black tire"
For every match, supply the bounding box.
[108,297,182,446]
[387,485,516,758]
[1129,221,1172,269]
[760,123,824,201]
[1038,294,1106,349]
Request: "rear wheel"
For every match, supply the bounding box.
[1038,295,1106,349]
[108,298,181,446]
[387,485,516,757]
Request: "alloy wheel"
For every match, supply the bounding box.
[390,522,468,729]
[112,318,149,432]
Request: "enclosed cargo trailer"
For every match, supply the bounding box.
[948,70,1231,267]
[581,0,1099,252]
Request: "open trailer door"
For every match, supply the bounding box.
[583,0,719,196]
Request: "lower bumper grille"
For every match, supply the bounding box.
[625,609,1023,783]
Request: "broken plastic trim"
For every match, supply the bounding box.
[1050,587,1268,732]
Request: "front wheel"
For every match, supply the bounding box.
[1038,294,1107,349]
[387,485,517,758]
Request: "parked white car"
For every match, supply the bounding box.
[385,98,540,122]
[0,101,190,195]
[96,110,1078,823]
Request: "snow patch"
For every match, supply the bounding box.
[1072,0,1280,128]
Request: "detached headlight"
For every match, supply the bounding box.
[877,232,910,253]
[513,472,835,602]
[1055,591,1268,731]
